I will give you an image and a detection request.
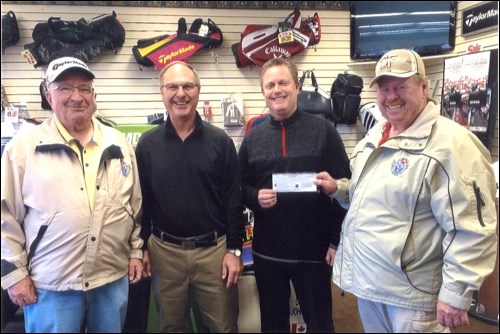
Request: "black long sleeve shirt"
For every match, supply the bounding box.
[136,112,244,250]
[238,110,351,262]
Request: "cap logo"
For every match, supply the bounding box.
[378,55,408,71]
[52,59,87,71]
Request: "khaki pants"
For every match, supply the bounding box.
[357,298,450,333]
[148,234,239,333]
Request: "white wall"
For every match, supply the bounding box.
[1,1,498,160]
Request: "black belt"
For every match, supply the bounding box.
[152,226,224,249]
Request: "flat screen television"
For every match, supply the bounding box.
[350,1,457,60]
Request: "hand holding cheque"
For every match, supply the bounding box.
[259,172,337,208]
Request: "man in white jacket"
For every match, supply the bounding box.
[1,57,143,333]
[317,49,497,332]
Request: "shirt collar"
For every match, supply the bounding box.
[54,116,101,146]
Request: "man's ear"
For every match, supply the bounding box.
[40,80,52,110]
[44,91,53,110]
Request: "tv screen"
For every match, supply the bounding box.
[350,1,456,60]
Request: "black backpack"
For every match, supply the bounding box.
[330,72,364,125]
[2,11,20,54]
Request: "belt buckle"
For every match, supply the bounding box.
[182,241,196,250]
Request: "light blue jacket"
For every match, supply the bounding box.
[332,101,497,311]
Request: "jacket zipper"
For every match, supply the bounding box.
[472,180,485,227]
[280,121,287,156]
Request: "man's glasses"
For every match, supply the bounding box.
[50,85,93,96]
[160,83,198,93]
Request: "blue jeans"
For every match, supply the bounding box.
[24,275,129,333]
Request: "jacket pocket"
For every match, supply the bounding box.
[27,211,57,271]
[472,180,486,227]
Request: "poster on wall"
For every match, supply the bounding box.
[115,124,157,148]
[441,49,498,149]
[222,93,245,127]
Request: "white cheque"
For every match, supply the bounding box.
[272,172,317,193]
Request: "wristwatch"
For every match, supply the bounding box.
[226,248,242,257]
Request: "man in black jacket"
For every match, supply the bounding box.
[238,57,351,333]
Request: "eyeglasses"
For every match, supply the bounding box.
[160,83,198,93]
[50,85,94,96]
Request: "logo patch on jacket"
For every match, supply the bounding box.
[120,159,131,176]
[391,157,409,176]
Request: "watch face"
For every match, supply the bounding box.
[229,249,241,256]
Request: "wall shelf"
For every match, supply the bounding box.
[347,53,460,67]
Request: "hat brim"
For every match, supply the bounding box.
[369,72,417,88]
[49,67,95,85]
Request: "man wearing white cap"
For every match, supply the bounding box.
[318,49,497,332]
[1,57,144,332]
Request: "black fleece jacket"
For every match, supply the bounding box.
[238,110,351,262]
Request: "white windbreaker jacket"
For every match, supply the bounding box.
[1,116,143,291]
[332,101,497,311]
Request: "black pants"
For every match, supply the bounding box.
[123,278,151,333]
[1,288,19,330]
[253,256,334,333]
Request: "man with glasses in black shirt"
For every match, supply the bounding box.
[136,61,244,332]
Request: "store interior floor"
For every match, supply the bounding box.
[2,284,498,333]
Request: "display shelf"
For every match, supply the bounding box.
[347,53,460,66]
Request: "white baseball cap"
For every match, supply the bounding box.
[46,57,95,85]
[369,49,425,87]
